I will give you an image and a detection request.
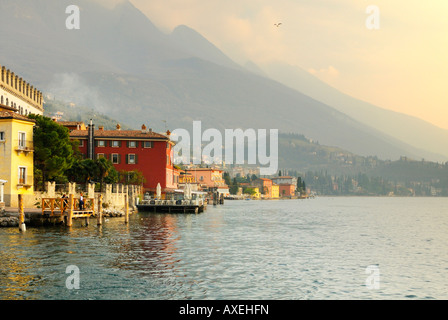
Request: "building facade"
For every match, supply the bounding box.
[69,123,178,194]
[271,176,298,186]
[254,178,273,198]
[1,65,44,116]
[0,110,35,207]
[279,184,296,197]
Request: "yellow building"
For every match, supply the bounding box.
[252,187,261,199]
[0,109,35,207]
[271,184,279,199]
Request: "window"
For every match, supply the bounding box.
[111,154,120,164]
[18,132,26,149]
[143,141,153,148]
[96,153,105,159]
[79,140,84,147]
[97,140,106,147]
[128,141,137,148]
[0,131,4,142]
[111,140,121,148]
[127,154,137,164]
[18,167,26,185]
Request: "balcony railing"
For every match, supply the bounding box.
[17,175,33,189]
[14,140,34,154]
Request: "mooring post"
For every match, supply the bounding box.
[124,194,129,224]
[18,194,26,232]
[67,194,74,227]
[97,194,103,225]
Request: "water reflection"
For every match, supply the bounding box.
[1,198,447,300]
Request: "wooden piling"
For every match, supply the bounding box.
[67,194,74,227]
[18,194,26,232]
[97,194,103,225]
[124,194,129,224]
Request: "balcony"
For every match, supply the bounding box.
[17,175,33,189]
[14,140,34,155]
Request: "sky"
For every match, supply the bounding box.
[127,0,448,130]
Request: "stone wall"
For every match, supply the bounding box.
[34,182,142,212]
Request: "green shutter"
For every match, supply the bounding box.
[135,154,138,164]
[125,154,128,164]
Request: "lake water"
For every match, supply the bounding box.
[1,197,447,300]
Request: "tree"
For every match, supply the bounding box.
[96,157,117,190]
[29,114,75,184]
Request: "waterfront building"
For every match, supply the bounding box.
[56,121,86,132]
[279,184,296,197]
[68,123,179,195]
[271,176,297,187]
[253,178,273,198]
[271,184,279,199]
[0,110,36,207]
[183,167,229,195]
[1,64,44,116]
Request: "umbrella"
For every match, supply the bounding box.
[156,183,161,199]
[184,183,191,200]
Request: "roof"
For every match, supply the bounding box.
[0,103,17,112]
[273,176,294,179]
[57,121,85,126]
[0,110,36,123]
[186,168,223,171]
[69,129,169,140]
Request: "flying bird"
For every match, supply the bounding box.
[274,23,282,27]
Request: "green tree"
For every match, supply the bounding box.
[96,157,117,190]
[29,114,75,184]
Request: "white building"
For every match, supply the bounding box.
[1,64,43,116]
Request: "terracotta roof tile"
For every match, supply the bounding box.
[0,110,35,122]
[69,129,169,140]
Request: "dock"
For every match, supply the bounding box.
[136,199,206,214]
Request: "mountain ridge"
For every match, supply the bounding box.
[1,0,446,163]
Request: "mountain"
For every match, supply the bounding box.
[170,25,242,71]
[263,61,448,162]
[1,0,444,163]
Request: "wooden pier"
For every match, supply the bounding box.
[41,195,95,226]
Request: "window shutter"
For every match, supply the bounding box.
[118,154,121,164]
[135,154,138,164]
[125,154,129,164]
[119,141,122,147]
[126,141,129,148]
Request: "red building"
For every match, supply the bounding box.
[68,123,178,194]
[279,184,295,197]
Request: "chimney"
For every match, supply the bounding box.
[141,124,147,133]
[87,119,95,160]
[116,123,121,130]
[98,125,104,131]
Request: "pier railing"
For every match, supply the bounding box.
[42,197,95,216]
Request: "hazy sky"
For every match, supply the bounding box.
[127,0,448,130]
